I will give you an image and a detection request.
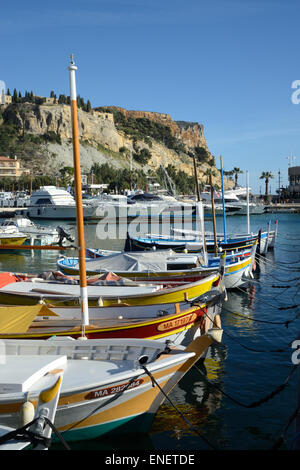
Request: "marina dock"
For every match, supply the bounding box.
[264,203,300,213]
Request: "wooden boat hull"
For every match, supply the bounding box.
[0,302,220,347]
[0,236,27,246]
[57,254,253,290]
[0,336,216,442]
[0,273,221,307]
[124,233,258,254]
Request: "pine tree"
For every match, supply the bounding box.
[12,88,18,103]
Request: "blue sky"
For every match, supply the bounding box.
[1,0,300,193]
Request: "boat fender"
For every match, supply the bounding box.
[206,327,223,343]
[20,400,35,427]
[97,297,103,307]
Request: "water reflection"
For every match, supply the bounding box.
[150,346,226,444]
[222,288,258,330]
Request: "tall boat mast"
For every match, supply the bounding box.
[209,173,218,257]
[193,155,207,261]
[68,55,89,333]
[246,170,250,233]
[220,155,227,243]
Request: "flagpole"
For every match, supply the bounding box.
[220,155,227,243]
[68,55,89,334]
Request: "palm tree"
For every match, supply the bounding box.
[232,167,244,188]
[259,171,274,197]
[223,170,234,182]
[204,168,218,185]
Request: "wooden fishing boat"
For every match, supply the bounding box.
[0,288,224,347]
[0,233,27,246]
[0,270,221,307]
[123,231,260,254]
[0,368,63,450]
[56,246,255,289]
[0,335,219,442]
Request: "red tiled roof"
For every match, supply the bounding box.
[0,156,13,161]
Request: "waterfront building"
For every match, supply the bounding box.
[287,166,300,200]
[0,156,30,178]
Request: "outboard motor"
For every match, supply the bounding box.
[56,226,74,246]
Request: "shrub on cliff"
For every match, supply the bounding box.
[133,148,151,165]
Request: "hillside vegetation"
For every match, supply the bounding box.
[0,92,231,194]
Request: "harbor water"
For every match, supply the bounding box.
[1,212,299,451]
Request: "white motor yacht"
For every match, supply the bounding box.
[23,186,100,220]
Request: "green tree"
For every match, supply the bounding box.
[194,146,210,163]
[204,168,218,185]
[59,166,74,187]
[133,148,151,165]
[223,170,234,181]
[259,171,274,197]
[12,89,18,103]
[232,167,244,188]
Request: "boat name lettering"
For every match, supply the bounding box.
[157,313,197,332]
[88,379,143,399]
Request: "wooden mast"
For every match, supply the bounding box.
[220,155,227,243]
[68,55,89,333]
[193,156,207,261]
[209,173,218,257]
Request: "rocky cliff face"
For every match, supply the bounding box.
[3,103,123,152]
[100,106,209,152]
[1,101,231,189]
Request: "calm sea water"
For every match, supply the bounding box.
[2,211,300,452]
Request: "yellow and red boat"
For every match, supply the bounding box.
[0,270,221,307]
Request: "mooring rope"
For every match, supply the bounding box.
[256,252,300,272]
[0,416,71,450]
[271,403,300,450]
[234,284,300,311]
[205,310,297,353]
[141,363,218,450]
[193,362,297,409]
[222,305,300,328]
